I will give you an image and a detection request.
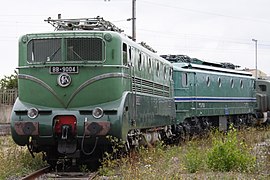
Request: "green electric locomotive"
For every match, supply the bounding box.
[162,55,257,137]
[11,17,264,166]
[10,17,175,165]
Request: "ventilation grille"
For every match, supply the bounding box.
[132,77,170,97]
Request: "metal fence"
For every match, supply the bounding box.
[0,89,18,105]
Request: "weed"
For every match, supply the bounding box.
[98,136,126,177]
[0,136,47,179]
[98,128,269,178]
[206,128,256,172]
[183,141,205,173]
[79,164,89,173]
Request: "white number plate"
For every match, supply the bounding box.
[50,66,78,74]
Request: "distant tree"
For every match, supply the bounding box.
[0,73,18,89]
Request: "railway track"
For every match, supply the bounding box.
[21,166,99,180]
[21,166,51,180]
[43,171,98,180]
[0,123,10,135]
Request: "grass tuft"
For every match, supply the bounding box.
[0,136,47,179]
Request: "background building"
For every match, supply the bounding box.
[243,68,268,79]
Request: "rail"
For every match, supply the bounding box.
[21,165,98,180]
[21,166,51,180]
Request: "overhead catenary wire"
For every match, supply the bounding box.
[140,0,270,25]
[1,20,270,55]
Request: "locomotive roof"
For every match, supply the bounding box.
[161,54,251,76]
[173,62,253,77]
[161,54,240,69]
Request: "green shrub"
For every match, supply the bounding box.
[207,128,256,172]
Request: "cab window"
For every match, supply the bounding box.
[122,43,128,65]
[182,73,188,87]
[259,85,267,91]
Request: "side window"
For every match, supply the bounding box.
[160,63,163,77]
[259,85,267,91]
[164,66,167,79]
[218,77,222,87]
[240,79,244,88]
[156,61,160,76]
[182,73,188,87]
[230,78,234,88]
[169,67,173,80]
[148,57,151,73]
[206,76,211,87]
[131,47,135,66]
[122,43,127,65]
[138,52,142,70]
[128,46,132,63]
[142,53,145,70]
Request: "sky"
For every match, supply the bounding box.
[1,0,270,78]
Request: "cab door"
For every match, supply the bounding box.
[174,71,195,123]
[129,46,137,127]
[188,72,196,117]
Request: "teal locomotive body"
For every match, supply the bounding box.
[162,55,257,137]
[10,17,175,165]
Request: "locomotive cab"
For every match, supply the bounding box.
[256,79,270,123]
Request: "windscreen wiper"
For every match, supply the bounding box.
[47,47,61,61]
[70,49,84,61]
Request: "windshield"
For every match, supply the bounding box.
[27,39,61,62]
[27,38,105,63]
